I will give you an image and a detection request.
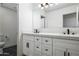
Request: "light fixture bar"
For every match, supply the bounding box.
[38,3,58,9]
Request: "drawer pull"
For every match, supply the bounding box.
[36,46,39,48]
[45,49,48,51]
[26,42,29,48]
[37,39,39,41]
[64,51,66,56]
[45,40,48,42]
[68,52,70,56]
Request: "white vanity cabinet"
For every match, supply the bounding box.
[53,39,79,56]
[23,34,79,56]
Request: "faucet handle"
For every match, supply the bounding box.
[5,35,8,39]
[63,32,66,34]
[67,29,70,34]
[72,32,75,35]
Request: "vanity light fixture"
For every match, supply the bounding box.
[38,3,58,9]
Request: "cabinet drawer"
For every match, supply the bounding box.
[42,37,52,45]
[34,43,41,52]
[34,36,41,43]
[42,45,52,56]
[23,35,34,41]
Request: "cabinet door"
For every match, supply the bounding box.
[53,39,79,56]
[53,39,67,56]
[53,47,66,56]
[23,39,34,56]
[68,49,79,56]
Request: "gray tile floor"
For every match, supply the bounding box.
[2,45,17,56]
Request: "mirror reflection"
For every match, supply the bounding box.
[32,3,79,29]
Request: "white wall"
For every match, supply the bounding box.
[18,3,33,55]
[46,4,79,28]
[0,6,17,47]
[19,3,33,33]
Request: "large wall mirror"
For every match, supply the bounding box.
[63,12,77,28]
[63,8,79,28]
[32,3,79,29]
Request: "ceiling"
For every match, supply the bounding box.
[32,3,79,12]
[0,3,17,11]
[0,3,79,12]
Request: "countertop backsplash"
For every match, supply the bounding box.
[40,27,79,35]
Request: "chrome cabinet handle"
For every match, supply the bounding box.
[45,40,48,42]
[37,38,39,41]
[68,52,70,56]
[36,46,39,48]
[45,49,48,51]
[5,35,8,38]
[26,42,29,48]
[64,51,66,56]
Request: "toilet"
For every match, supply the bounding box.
[0,42,5,54]
[0,34,6,54]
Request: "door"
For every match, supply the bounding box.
[23,39,34,56]
[53,47,66,56]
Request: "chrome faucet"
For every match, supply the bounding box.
[67,29,70,34]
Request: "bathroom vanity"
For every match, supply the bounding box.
[22,33,79,56]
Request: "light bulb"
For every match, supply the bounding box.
[38,4,41,8]
[45,5,48,8]
[41,7,44,9]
